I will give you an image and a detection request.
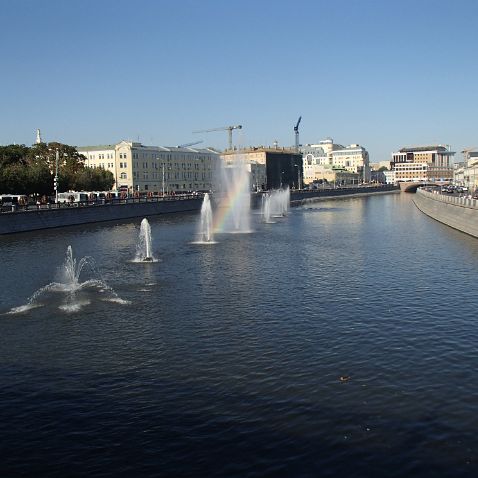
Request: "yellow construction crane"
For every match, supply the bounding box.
[192,125,242,150]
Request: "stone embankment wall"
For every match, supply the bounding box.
[1,185,400,235]
[413,189,478,238]
[0,198,202,235]
[289,185,400,207]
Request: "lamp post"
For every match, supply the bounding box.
[162,163,165,197]
[54,149,59,204]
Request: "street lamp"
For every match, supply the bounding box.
[54,149,59,204]
[48,148,60,204]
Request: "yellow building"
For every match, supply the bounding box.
[304,164,359,185]
[391,145,454,182]
[77,141,221,193]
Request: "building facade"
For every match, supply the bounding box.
[383,170,396,184]
[393,162,428,182]
[305,165,359,186]
[77,141,221,193]
[454,152,478,190]
[391,145,455,182]
[302,138,371,184]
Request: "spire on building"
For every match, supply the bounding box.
[36,129,42,144]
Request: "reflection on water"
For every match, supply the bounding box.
[0,195,477,477]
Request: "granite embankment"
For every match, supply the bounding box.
[0,197,202,235]
[0,185,400,235]
[289,184,400,207]
[413,188,478,238]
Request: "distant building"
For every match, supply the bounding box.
[456,152,478,190]
[77,141,221,193]
[391,145,454,182]
[453,162,465,186]
[393,162,428,182]
[302,138,370,184]
[370,160,392,171]
[305,165,359,186]
[221,147,302,190]
[371,170,387,184]
[383,170,396,184]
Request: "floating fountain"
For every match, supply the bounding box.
[194,193,217,244]
[215,154,252,233]
[261,193,274,224]
[135,218,156,262]
[8,246,129,314]
[270,187,290,217]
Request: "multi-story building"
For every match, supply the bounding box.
[370,160,392,171]
[455,152,478,190]
[393,162,428,182]
[77,141,221,193]
[302,138,370,184]
[305,164,359,186]
[391,145,455,182]
[383,170,396,184]
[453,162,465,186]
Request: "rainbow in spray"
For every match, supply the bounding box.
[213,156,252,233]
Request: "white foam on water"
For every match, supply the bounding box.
[6,303,42,315]
[103,297,131,305]
[59,299,91,313]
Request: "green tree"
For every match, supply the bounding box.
[0,164,28,193]
[0,144,29,167]
[26,162,54,196]
[1,142,113,195]
[75,167,114,191]
[28,142,87,193]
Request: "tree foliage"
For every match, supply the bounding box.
[0,144,30,167]
[0,142,114,195]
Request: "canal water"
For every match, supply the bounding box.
[0,193,477,477]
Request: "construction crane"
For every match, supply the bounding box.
[192,125,242,150]
[177,140,204,148]
[294,116,302,152]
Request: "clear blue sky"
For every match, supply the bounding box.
[1,0,477,162]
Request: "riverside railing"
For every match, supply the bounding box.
[0,192,204,214]
[418,188,478,210]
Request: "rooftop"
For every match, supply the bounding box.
[399,145,449,153]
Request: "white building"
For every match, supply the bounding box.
[302,138,370,184]
[77,141,221,193]
[383,170,396,184]
[455,153,478,190]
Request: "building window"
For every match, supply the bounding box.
[120,173,127,179]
